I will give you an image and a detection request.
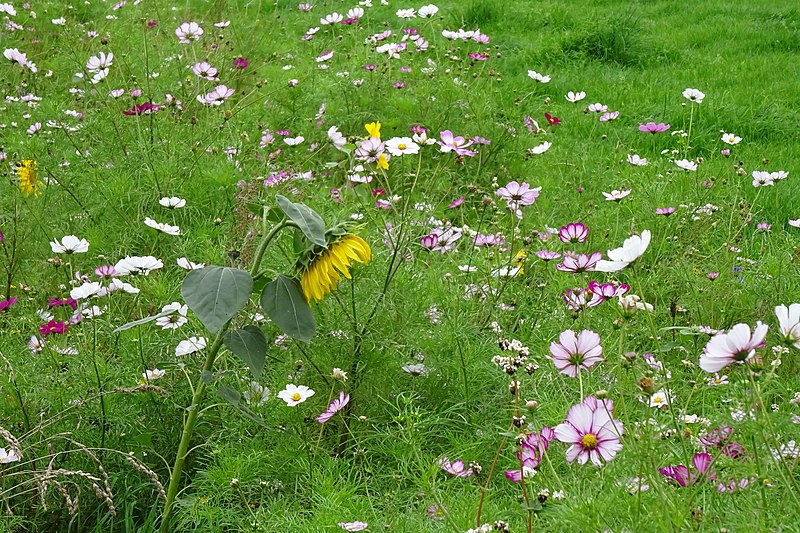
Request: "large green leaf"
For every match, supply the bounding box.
[260,275,316,342]
[216,385,267,428]
[275,194,326,247]
[181,266,253,334]
[223,325,267,379]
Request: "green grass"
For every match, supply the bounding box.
[1,0,800,531]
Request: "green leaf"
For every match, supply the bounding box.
[112,309,174,333]
[260,275,316,342]
[245,201,265,217]
[181,266,253,334]
[223,325,267,379]
[275,194,326,247]
[216,385,267,428]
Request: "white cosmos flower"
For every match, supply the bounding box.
[142,368,166,381]
[418,4,439,17]
[159,196,186,208]
[752,171,774,187]
[114,256,163,276]
[347,7,364,18]
[144,217,181,236]
[175,22,203,44]
[176,336,207,356]
[243,381,271,406]
[602,189,632,201]
[586,103,607,113]
[328,126,347,151]
[176,257,205,270]
[320,12,343,25]
[775,304,800,350]
[81,305,105,318]
[626,154,648,166]
[70,281,103,300]
[0,448,20,464]
[277,384,315,406]
[51,235,90,254]
[565,91,586,103]
[385,137,419,156]
[396,8,416,18]
[90,68,109,84]
[682,88,705,103]
[790,219,800,228]
[284,136,305,146]
[0,4,17,16]
[528,141,552,155]
[52,17,66,25]
[721,132,741,145]
[155,302,188,330]
[649,389,670,408]
[699,322,768,373]
[527,70,551,83]
[674,159,698,171]
[86,52,113,72]
[108,278,140,293]
[595,230,651,272]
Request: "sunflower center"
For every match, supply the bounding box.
[291,393,302,401]
[581,433,598,450]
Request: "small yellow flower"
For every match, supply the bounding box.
[364,121,381,139]
[300,234,372,302]
[513,249,526,275]
[376,153,389,170]
[15,160,43,197]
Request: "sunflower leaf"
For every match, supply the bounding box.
[223,325,267,379]
[260,275,316,342]
[216,385,267,428]
[275,194,326,247]
[181,266,253,334]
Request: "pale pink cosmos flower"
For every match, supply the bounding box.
[549,329,603,377]
[505,427,554,482]
[599,111,619,122]
[555,252,602,273]
[338,521,368,532]
[320,12,343,25]
[602,189,631,201]
[699,322,768,372]
[197,85,234,106]
[175,22,203,44]
[428,226,462,253]
[316,391,350,423]
[495,181,541,218]
[191,61,218,80]
[555,396,623,466]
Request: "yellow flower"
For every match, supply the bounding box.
[364,121,381,139]
[513,249,526,276]
[16,160,42,197]
[300,234,372,302]
[376,153,389,170]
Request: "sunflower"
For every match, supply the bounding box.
[299,234,372,302]
[15,160,42,197]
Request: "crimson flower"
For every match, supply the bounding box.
[545,112,561,126]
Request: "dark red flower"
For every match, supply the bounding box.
[545,112,561,126]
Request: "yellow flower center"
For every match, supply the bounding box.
[398,143,406,150]
[581,433,598,449]
[291,393,302,401]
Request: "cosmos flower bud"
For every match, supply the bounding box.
[525,400,538,410]
[595,389,608,399]
[638,377,656,394]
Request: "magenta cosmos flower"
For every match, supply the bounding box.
[699,322,768,373]
[505,427,554,482]
[639,122,670,133]
[587,280,629,299]
[555,252,602,273]
[559,222,588,243]
[233,57,249,69]
[437,457,473,477]
[563,287,604,311]
[122,102,161,115]
[549,329,603,377]
[0,297,17,312]
[659,452,715,487]
[554,396,623,466]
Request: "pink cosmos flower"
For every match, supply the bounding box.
[0,297,17,312]
[656,207,676,216]
[175,22,203,44]
[122,102,160,115]
[448,197,464,208]
[191,61,218,80]
[549,329,603,377]
[437,130,476,157]
[233,57,249,69]
[316,391,349,423]
[639,122,670,133]
[563,287,604,311]
[599,111,620,122]
[587,280,629,299]
[659,452,715,487]
[554,396,623,466]
[495,181,541,218]
[437,457,473,477]
[555,252,602,273]
[39,320,69,336]
[559,222,588,243]
[473,233,504,246]
[428,226,462,253]
[699,322,768,372]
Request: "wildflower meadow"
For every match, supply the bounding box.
[2,0,800,531]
